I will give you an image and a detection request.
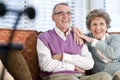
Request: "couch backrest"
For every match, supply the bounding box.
[0,28,40,80]
[109,32,120,35]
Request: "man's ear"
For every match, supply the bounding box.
[52,15,54,21]
[51,15,54,21]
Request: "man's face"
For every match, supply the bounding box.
[52,5,72,32]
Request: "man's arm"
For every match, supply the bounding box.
[62,44,94,70]
[52,44,94,70]
[37,39,75,72]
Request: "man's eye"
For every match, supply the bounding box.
[57,12,64,15]
[54,11,72,15]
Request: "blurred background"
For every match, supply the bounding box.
[0,0,120,33]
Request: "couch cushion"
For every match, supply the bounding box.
[3,50,32,80]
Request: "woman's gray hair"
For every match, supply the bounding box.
[86,9,111,30]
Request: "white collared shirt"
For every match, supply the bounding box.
[55,27,70,41]
[37,27,94,72]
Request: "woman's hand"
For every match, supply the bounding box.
[72,27,84,45]
[76,33,94,43]
[72,27,94,43]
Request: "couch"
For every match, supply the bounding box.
[0,28,119,80]
[0,28,41,80]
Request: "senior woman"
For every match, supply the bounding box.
[74,9,120,80]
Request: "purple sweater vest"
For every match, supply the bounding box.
[38,29,83,78]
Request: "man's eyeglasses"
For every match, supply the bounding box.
[53,11,72,16]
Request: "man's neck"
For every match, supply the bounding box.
[55,27,70,37]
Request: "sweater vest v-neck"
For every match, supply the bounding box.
[38,29,83,55]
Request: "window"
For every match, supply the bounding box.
[0,0,86,33]
[105,0,120,32]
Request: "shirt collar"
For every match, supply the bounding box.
[101,33,109,41]
[55,27,71,36]
[54,27,71,40]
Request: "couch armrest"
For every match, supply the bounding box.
[0,50,32,80]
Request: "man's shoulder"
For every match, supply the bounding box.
[38,30,53,37]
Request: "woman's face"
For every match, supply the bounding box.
[90,17,107,39]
